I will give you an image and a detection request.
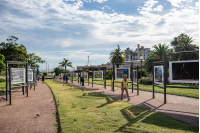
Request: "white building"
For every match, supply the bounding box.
[125,44,150,61]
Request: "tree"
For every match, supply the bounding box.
[109,48,126,68]
[0,36,28,63]
[0,54,5,74]
[27,53,46,68]
[59,58,72,76]
[144,43,170,73]
[53,67,61,76]
[170,33,199,60]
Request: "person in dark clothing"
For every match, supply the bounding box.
[37,76,40,83]
[66,76,69,83]
[42,75,44,83]
[63,74,65,82]
[81,75,84,86]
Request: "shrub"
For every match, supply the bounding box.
[139,78,152,85]
[137,69,147,78]
[0,78,6,82]
[43,72,47,76]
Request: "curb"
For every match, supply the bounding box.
[45,82,62,133]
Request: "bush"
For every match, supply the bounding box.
[43,72,47,76]
[0,79,6,82]
[137,69,147,78]
[139,78,152,85]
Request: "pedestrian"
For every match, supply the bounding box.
[42,74,45,84]
[37,76,40,83]
[63,74,65,82]
[66,75,69,83]
[121,74,130,101]
[81,75,84,86]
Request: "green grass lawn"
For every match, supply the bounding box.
[72,78,199,98]
[45,79,198,133]
[0,82,21,94]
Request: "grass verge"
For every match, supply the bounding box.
[0,82,23,94]
[45,79,198,133]
[72,78,199,98]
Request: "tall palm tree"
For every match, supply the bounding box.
[109,48,126,68]
[170,33,199,60]
[59,58,72,79]
[144,43,169,73]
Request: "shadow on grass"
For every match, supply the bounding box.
[115,105,198,132]
[115,106,152,133]
[77,91,118,108]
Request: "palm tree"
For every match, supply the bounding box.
[59,58,72,79]
[170,33,199,60]
[109,48,126,68]
[144,43,170,73]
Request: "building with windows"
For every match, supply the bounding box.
[125,44,150,61]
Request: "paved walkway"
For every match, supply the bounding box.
[0,81,56,133]
[60,79,199,128]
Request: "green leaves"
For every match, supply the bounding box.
[144,43,169,72]
[109,48,126,66]
[0,54,5,74]
[27,53,45,68]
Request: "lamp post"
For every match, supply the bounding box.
[87,53,93,69]
[46,60,50,73]
[140,56,143,78]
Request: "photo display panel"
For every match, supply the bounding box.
[73,73,78,78]
[11,68,25,84]
[154,66,163,85]
[81,72,88,79]
[94,71,103,79]
[169,60,199,83]
[115,68,130,80]
[81,72,88,78]
[28,70,33,81]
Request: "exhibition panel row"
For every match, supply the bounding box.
[11,68,36,84]
[154,60,199,85]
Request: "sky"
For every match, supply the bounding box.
[0,0,199,72]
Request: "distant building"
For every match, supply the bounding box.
[125,44,150,61]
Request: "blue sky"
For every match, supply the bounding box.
[0,0,199,71]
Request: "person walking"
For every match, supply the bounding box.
[42,74,45,84]
[66,75,69,83]
[37,76,40,83]
[81,75,84,86]
[63,74,65,83]
[121,74,130,101]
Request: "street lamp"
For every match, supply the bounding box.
[46,60,50,73]
[140,56,143,78]
[87,53,93,68]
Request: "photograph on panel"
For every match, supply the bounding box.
[169,60,199,83]
[94,71,103,79]
[154,66,163,85]
[11,68,25,84]
[115,68,130,80]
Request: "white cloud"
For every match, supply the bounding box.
[166,0,192,7]
[153,5,163,12]
[93,0,107,3]
[195,1,199,9]
[0,0,199,70]
[101,6,110,9]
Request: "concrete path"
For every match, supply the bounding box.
[62,79,199,128]
[0,81,56,133]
